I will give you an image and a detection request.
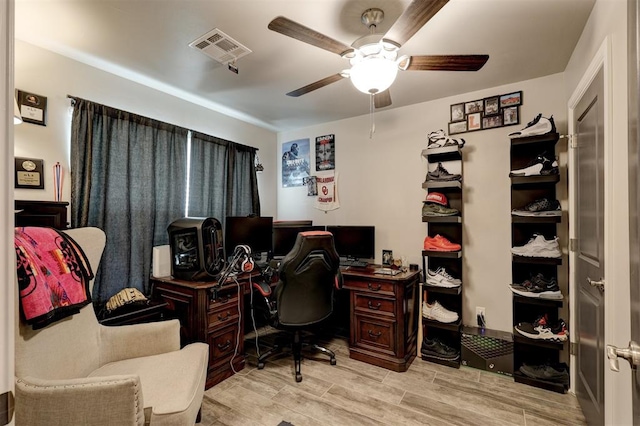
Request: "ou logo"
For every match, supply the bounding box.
[322,186,329,195]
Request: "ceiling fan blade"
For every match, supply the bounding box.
[268,16,354,56]
[374,90,392,108]
[406,55,489,71]
[286,73,345,97]
[383,0,449,47]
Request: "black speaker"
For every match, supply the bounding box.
[167,217,225,281]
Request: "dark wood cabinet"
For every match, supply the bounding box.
[151,275,253,389]
[15,200,69,229]
[343,267,419,372]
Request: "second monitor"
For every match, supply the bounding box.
[326,225,375,265]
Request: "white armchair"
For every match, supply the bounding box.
[14,227,209,425]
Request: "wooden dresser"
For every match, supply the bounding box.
[15,200,69,229]
[342,267,420,372]
[151,274,256,389]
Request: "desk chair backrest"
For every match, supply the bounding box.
[276,231,340,326]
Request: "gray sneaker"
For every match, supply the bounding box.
[519,363,569,385]
[512,198,561,217]
[421,338,460,361]
[427,163,462,182]
[422,203,459,217]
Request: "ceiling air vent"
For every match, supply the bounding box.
[189,28,252,64]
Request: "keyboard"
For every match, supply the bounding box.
[340,259,368,268]
[374,268,401,276]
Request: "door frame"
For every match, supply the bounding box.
[1,1,16,425]
[568,36,633,425]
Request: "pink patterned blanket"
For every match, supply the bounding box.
[15,227,94,329]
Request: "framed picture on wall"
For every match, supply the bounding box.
[467,112,482,131]
[449,120,468,135]
[484,96,500,115]
[482,115,503,129]
[15,157,44,189]
[503,106,519,125]
[450,103,465,122]
[16,90,47,126]
[464,99,484,114]
[499,91,522,108]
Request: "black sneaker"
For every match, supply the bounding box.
[509,152,558,177]
[421,338,460,361]
[510,273,562,299]
[519,362,569,385]
[427,163,462,182]
[512,198,561,217]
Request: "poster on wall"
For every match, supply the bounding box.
[315,134,335,171]
[304,176,318,196]
[282,138,310,187]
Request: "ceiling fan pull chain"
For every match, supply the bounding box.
[369,93,376,139]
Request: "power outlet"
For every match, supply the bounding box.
[476,306,486,327]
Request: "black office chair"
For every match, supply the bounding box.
[252,230,341,382]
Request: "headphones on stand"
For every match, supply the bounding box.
[234,244,255,273]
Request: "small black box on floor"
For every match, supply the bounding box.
[461,326,513,376]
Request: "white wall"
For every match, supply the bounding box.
[564,0,631,423]
[14,40,278,217]
[277,73,567,332]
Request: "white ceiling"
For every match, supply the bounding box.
[15,0,595,132]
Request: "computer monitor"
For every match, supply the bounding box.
[326,225,375,261]
[272,225,325,258]
[224,216,273,259]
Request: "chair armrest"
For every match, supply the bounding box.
[16,375,146,426]
[99,319,181,365]
[336,270,344,290]
[252,280,272,297]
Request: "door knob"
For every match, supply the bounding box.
[606,341,640,371]
[586,277,605,292]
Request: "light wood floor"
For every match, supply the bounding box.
[200,329,586,426]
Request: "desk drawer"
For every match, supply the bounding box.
[208,299,240,329]
[208,324,239,363]
[353,315,396,355]
[209,288,238,311]
[353,294,395,318]
[344,279,396,297]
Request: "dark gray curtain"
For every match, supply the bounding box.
[188,131,260,221]
[70,98,189,303]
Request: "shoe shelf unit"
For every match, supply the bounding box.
[510,132,568,393]
[420,145,464,369]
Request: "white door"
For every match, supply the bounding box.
[574,67,605,426]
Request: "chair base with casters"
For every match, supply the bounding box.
[257,327,337,382]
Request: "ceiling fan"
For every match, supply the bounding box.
[268,0,489,109]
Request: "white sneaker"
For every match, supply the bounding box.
[511,234,561,258]
[422,300,459,323]
[426,267,461,287]
[509,114,556,138]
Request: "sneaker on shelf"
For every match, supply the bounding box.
[519,363,569,385]
[421,337,460,361]
[509,152,559,177]
[512,198,561,217]
[511,234,561,258]
[422,203,459,217]
[427,129,466,149]
[422,300,459,323]
[515,316,568,342]
[424,234,461,252]
[510,273,562,299]
[426,267,461,288]
[508,114,557,138]
[426,162,462,182]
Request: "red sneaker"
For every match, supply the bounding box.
[424,235,461,251]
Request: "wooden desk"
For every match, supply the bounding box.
[342,267,420,372]
[151,274,258,389]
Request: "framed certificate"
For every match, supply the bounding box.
[16,90,47,126]
[15,157,44,189]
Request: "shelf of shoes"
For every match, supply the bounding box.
[509,114,567,394]
[420,130,466,369]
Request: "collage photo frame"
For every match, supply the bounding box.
[448,91,522,135]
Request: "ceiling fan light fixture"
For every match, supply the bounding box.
[350,56,398,94]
